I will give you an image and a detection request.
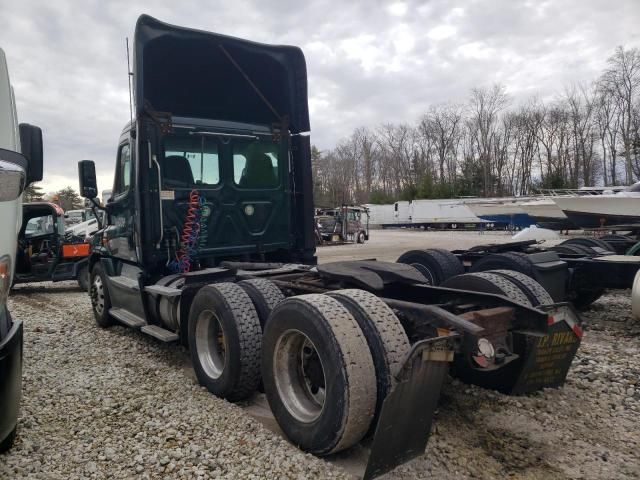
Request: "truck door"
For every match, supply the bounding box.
[346,209,360,236]
[105,141,137,263]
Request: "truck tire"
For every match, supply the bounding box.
[561,237,613,253]
[327,289,410,435]
[627,242,640,256]
[571,288,606,310]
[356,231,366,243]
[238,279,285,328]
[570,244,599,256]
[77,265,89,291]
[599,234,634,254]
[188,283,262,401]
[0,426,17,453]
[262,294,376,455]
[568,270,606,310]
[551,244,594,256]
[470,251,535,277]
[441,272,532,306]
[397,248,463,285]
[488,270,554,306]
[632,271,640,321]
[410,263,434,284]
[599,234,632,248]
[90,263,114,328]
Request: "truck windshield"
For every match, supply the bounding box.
[162,136,220,188]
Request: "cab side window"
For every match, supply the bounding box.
[113,143,131,196]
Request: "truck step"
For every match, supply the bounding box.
[110,275,140,291]
[109,308,146,328]
[140,325,179,342]
[145,285,182,297]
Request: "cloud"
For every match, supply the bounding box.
[0,0,638,193]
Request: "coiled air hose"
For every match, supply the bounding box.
[169,189,201,273]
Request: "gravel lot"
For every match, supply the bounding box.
[1,230,639,479]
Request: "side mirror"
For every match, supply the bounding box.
[0,148,27,201]
[19,123,43,185]
[78,160,98,199]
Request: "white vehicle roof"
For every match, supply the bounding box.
[0,48,19,152]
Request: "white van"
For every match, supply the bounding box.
[0,47,43,451]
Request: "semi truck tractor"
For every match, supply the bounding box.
[78,15,582,478]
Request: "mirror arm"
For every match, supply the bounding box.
[89,198,105,229]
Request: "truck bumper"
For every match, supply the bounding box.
[0,308,23,450]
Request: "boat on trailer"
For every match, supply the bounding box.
[519,198,573,230]
[464,198,535,229]
[552,182,640,230]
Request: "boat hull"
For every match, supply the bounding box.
[553,196,640,229]
[561,210,640,229]
[473,212,535,228]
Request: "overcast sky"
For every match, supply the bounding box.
[1,0,639,195]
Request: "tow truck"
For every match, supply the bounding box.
[78,15,582,478]
[316,205,370,245]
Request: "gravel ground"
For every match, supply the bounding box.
[1,285,349,480]
[1,230,639,479]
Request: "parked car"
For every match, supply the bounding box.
[0,47,43,452]
[64,209,86,226]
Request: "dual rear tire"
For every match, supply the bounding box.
[189,280,409,456]
[442,269,553,307]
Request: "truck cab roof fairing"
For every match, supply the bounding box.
[133,15,310,133]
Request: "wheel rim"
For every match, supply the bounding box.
[195,310,227,379]
[411,263,435,285]
[91,274,105,315]
[273,329,326,423]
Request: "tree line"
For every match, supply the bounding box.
[312,46,640,206]
[23,183,84,211]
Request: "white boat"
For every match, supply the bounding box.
[552,182,640,229]
[464,198,535,228]
[519,198,572,230]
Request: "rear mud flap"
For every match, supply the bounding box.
[363,336,455,480]
[510,304,582,394]
[453,304,582,394]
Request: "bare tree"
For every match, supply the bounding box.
[600,46,640,184]
[595,87,622,185]
[468,84,510,196]
[419,103,463,185]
